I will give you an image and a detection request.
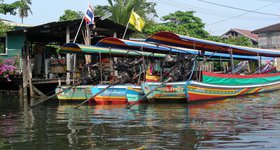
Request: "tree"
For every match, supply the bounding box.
[95,2,253,47]
[143,11,209,38]
[0,21,11,37]
[0,22,12,53]
[94,5,111,17]
[142,10,253,47]
[18,0,32,23]
[207,36,254,47]
[0,0,21,15]
[59,9,83,21]
[0,0,19,41]
[95,0,157,26]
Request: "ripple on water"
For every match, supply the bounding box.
[1,92,280,149]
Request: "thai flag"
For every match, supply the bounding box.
[84,5,94,25]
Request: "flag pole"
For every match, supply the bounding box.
[73,3,93,43]
[122,8,134,39]
[122,21,130,39]
[73,15,85,43]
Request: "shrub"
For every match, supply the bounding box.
[0,58,18,81]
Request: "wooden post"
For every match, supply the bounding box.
[113,31,118,77]
[99,52,103,83]
[26,41,34,98]
[113,31,117,38]
[66,25,71,85]
[22,41,28,98]
[84,25,91,64]
[19,85,23,101]
[108,47,115,80]
[83,25,92,84]
[220,56,222,72]
[258,53,261,74]
[276,58,280,71]
[229,48,234,74]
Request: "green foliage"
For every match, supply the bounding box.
[141,10,253,47]
[18,0,32,23]
[94,5,110,17]
[207,35,254,47]
[142,11,209,38]
[0,0,21,15]
[0,39,4,53]
[59,9,83,21]
[225,36,254,47]
[95,0,157,26]
[0,21,11,37]
[0,0,32,23]
[91,1,254,47]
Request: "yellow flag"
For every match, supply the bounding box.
[129,10,145,32]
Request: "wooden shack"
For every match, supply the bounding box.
[0,17,133,97]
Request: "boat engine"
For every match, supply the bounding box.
[114,58,142,84]
[162,54,195,81]
[161,55,178,68]
[81,63,101,84]
[181,55,195,80]
[169,66,182,81]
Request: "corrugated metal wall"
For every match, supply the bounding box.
[5,34,26,58]
[0,34,25,59]
[258,32,280,49]
[0,34,26,73]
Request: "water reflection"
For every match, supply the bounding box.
[1,91,280,149]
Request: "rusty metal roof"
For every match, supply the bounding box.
[253,23,280,34]
[8,17,134,44]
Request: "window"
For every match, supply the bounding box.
[0,37,6,55]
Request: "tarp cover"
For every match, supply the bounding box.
[202,71,280,85]
[146,32,280,57]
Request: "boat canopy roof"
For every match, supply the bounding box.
[146,32,280,57]
[57,43,166,58]
[96,37,272,60]
[96,37,197,54]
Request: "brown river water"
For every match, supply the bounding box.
[1,91,280,149]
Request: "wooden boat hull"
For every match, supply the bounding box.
[55,85,92,101]
[126,86,146,104]
[141,79,280,103]
[91,85,143,105]
[141,82,187,103]
[186,80,280,102]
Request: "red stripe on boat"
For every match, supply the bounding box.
[94,97,127,105]
[188,93,227,102]
[202,71,280,78]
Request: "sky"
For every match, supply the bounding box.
[0,0,280,36]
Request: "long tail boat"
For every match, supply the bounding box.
[146,32,280,103]
[140,70,280,103]
[56,85,92,101]
[95,37,201,103]
[187,77,280,102]
[141,82,187,103]
[98,32,280,104]
[91,84,145,105]
[56,43,165,104]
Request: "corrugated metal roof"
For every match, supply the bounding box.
[252,23,280,34]
[222,28,258,42]
[7,17,134,43]
[233,28,258,41]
